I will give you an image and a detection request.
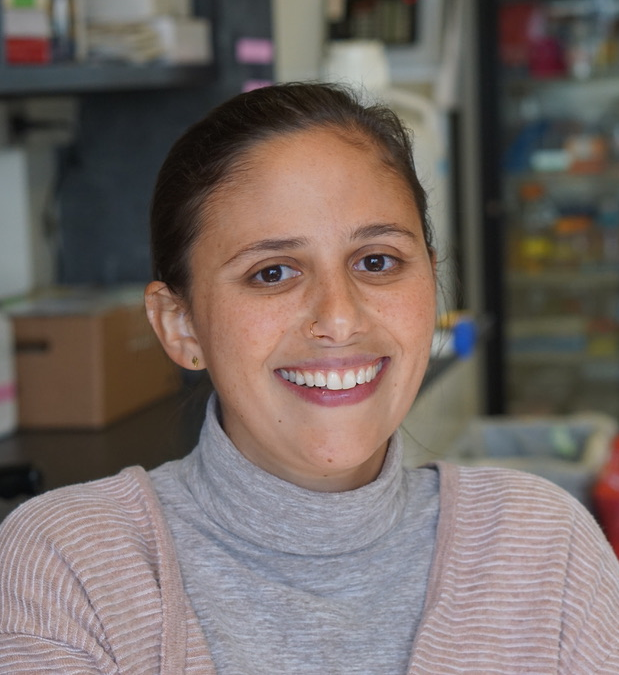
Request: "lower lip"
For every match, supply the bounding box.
[276,358,389,407]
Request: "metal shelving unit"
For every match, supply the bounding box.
[0,6,214,97]
[478,0,619,417]
[0,62,214,96]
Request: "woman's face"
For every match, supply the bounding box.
[187,128,436,491]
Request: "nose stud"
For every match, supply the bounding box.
[310,321,326,339]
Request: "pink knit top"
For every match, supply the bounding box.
[0,461,618,673]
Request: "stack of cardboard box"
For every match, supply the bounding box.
[7,286,181,429]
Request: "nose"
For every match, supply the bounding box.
[307,272,368,344]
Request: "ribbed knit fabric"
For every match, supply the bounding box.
[1,460,619,673]
[0,467,214,674]
[410,465,619,673]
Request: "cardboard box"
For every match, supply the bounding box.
[9,287,181,429]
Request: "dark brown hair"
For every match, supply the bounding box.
[150,82,432,298]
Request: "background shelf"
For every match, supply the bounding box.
[0,61,214,96]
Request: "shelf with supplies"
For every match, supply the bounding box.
[502,72,619,95]
[505,165,619,185]
[508,352,619,370]
[508,269,619,289]
[0,1,214,97]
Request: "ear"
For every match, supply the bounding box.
[145,281,205,370]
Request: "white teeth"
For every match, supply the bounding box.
[314,371,327,387]
[327,371,343,390]
[279,360,383,391]
[342,370,357,389]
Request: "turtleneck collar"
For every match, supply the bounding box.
[182,394,409,556]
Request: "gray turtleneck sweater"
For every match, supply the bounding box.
[149,395,440,675]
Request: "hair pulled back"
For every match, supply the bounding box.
[150,82,432,298]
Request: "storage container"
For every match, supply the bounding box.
[446,414,617,507]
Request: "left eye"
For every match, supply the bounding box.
[355,254,396,272]
[254,264,300,284]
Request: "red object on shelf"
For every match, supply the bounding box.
[5,37,51,64]
[592,435,619,558]
[499,2,537,69]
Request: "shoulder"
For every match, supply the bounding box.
[422,462,619,669]
[434,460,619,585]
[0,466,170,608]
[0,466,159,552]
[436,460,582,522]
[0,468,209,671]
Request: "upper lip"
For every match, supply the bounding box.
[278,355,386,372]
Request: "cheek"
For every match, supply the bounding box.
[379,280,436,340]
[200,295,291,368]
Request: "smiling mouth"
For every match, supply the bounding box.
[277,359,384,391]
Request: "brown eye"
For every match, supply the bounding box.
[253,264,301,285]
[363,255,386,271]
[260,266,283,283]
[355,254,398,273]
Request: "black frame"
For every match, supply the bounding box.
[476,0,506,414]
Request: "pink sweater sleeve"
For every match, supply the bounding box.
[557,492,619,672]
[409,463,619,674]
[0,468,211,674]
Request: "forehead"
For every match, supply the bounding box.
[244,127,397,180]
[206,128,417,222]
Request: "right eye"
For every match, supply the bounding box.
[253,264,300,285]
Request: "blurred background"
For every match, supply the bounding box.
[1,0,619,546]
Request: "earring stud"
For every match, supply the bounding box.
[191,356,199,368]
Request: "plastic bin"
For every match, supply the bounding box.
[446,414,617,507]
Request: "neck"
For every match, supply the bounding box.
[186,394,408,555]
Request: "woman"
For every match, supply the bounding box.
[1,83,618,674]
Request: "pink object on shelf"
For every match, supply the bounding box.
[235,38,273,65]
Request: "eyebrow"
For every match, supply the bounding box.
[223,222,418,267]
[349,222,419,243]
[223,237,310,266]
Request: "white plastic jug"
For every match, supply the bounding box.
[321,39,390,93]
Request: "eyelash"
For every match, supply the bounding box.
[248,253,403,288]
[353,254,400,274]
[250,264,300,286]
